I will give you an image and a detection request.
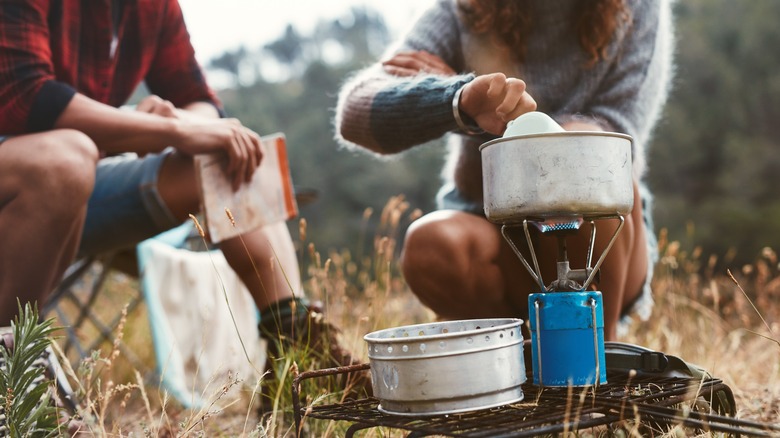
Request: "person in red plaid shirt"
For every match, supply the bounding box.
[0,0,355,384]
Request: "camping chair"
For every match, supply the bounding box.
[136,221,265,408]
[42,221,263,409]
[43,248,147,370]
[43,187,316,407]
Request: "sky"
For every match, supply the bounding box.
[179,0,432,65]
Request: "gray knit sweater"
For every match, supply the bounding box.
[335,0,674,206]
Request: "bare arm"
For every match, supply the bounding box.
[135,95,221,121]
[54,93,262,189]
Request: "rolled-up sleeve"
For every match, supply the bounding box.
[336,68,473,154]
[144,0,221,114]
[334,0,471,155]
[0,0,76,134]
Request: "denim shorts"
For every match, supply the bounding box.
[78,149,181,256]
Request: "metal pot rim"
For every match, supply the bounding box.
[363,318,523,344]
[479,130,633,152]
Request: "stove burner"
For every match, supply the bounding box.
[292,364,780,438]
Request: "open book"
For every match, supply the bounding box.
[194,132,298,243]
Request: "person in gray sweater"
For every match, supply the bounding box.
[335,0,674,340]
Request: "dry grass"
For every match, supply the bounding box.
[622,229,780,425]
[45,196,780,436]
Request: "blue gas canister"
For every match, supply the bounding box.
[528,291,607,386]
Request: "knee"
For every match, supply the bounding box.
[30,130,99,205]
[156,152,200,219]
[401,213,474,278]
[52,130,99,187]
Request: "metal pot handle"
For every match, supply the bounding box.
[501,222,546,292]
[501,215,625,292]
[590,297,601,388]
[581,216,624,291]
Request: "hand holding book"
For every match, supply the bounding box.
[194,132,298,243]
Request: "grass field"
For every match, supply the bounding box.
[44,198,780,436]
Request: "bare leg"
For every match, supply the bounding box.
[155,152,202,219]
[218,223,301,310]
[592,183,646,339]
[0,131,98,325]
[401,210,519,318]
[154,150,344,386]
[155,152,301,310]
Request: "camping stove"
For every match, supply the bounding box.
[502,217,621,387]
[479,130,636,388]
[290,128,780,436]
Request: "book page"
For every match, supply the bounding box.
[194,132,298,243]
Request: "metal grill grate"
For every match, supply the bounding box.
[292,364,780,438]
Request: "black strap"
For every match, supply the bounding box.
[606,350,669,373]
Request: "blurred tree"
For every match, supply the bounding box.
[264,25,304,66]
[208,46,248,84]
[648,0,780,267]
[211,7,441,257]
[325,7,391,61]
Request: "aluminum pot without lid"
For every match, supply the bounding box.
[364,318,525,416]
[480,131,634,224]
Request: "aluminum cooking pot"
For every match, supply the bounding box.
[479,131,634,224]
[364,318,525,416]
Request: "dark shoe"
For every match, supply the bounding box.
[298,302,358,368]
[259,301,358,367]
[300,304,372,400]
[257,303,371,416]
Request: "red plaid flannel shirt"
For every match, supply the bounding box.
[0,0,221,134]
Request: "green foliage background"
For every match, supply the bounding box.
[205,1,780,268]
[649,0,780,267]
